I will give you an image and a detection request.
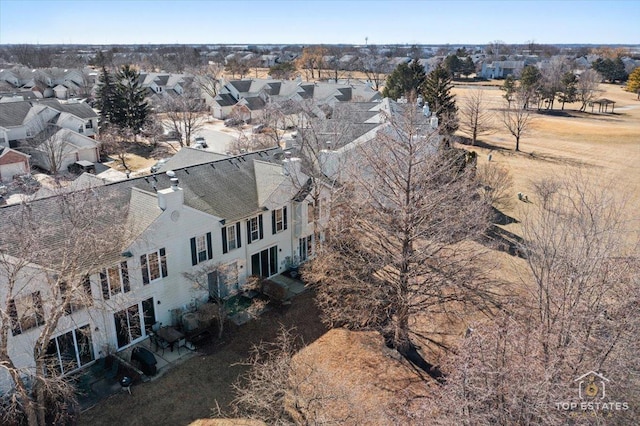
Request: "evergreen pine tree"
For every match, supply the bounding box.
[501,75,516,107]
[558,72,578,110]
[382,59,426,101]
[112,64,149,135]
[421,65,458,134]
[95,65,117,127]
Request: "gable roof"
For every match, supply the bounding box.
[229,80,253,93]
[0,148,287,268]
[0,147,30,164]
[0,99,95,129]
[215,93,237,107]
[128,148,285,222]
[0,101,33,127]
[156,147,230,173]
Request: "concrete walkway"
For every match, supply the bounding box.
[269,273,307,298]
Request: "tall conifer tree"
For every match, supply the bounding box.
[421,65,458,134]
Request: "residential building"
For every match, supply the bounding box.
[0,147,326,390]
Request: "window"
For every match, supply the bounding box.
[246,214,264,244]
[45,325,94,376]
[307,202,315,224]
[299,235,314,261]
[85,120,93,129]
[251,246,278,277]
[141,248,168,285]
[114,298,154,349]
[9,292,45,336]
[190,232,212,265]
[100,261,130,299]
[222,222,242,253]
[62,276,93,314]
[78,126,84,134]
[272,207,288,234]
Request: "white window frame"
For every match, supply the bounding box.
[274,208,285,233]
[249,217,259,241]
[227,225,239,251]
[100,262,130,299]
[141,248,168,284]
[196,235,207,263]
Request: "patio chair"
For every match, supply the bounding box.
[150,332,170,355]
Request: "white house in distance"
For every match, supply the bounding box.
[28,128,100,173]
[479,60,525,79]
[0,147,326,390]
[0,98,98,149]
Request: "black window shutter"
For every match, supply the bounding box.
[222,227,228,253]
[100,270,110,299]
[141,255,149,284]
[190,237,198,265]
[284,206,288,230]
[236,222,242,248]
[206,232,213,260]
[258,214,264,239]
[246,220,252,244]
[272,210,276,235]
[121,261,130,292]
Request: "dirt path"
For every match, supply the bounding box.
[78,292,327,426]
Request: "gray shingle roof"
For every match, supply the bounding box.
[0,148,285,268]
[243,96,266,111]
[215,93,237,107]
[0,101,31,127]
[229,80,252,93]
[156,147,229,173]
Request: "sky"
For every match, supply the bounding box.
[0,0,638,46]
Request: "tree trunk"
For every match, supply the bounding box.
[515,136,520,152]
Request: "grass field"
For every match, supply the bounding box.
[452,82,640,244]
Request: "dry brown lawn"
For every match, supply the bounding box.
[453,82,640,243]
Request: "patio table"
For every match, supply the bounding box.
[156,326,185,352]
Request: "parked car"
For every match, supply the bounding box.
[193,136,208,148]
[68,161,96,174]
[150,158,168,173]
[224,118,243,127]
[159,130,181,141]
[252,124,265,134]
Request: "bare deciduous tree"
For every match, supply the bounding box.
[160,83,208,147]
[419,174,640,425]
[476,161,513,210]
[229,327,366,425]
[458,89,495,145]
[576,69,603,112]
[303,106,498,376]
[501,91,534,152]
[0,188,129,425]
[22,124,73,175]
[191,64,223,104]
[99,124,133,171]
[228,132,276,155]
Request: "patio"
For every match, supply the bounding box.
[77,335,197,411]
[76,273,308,413]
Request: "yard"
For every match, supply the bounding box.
[78,291,327,425]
